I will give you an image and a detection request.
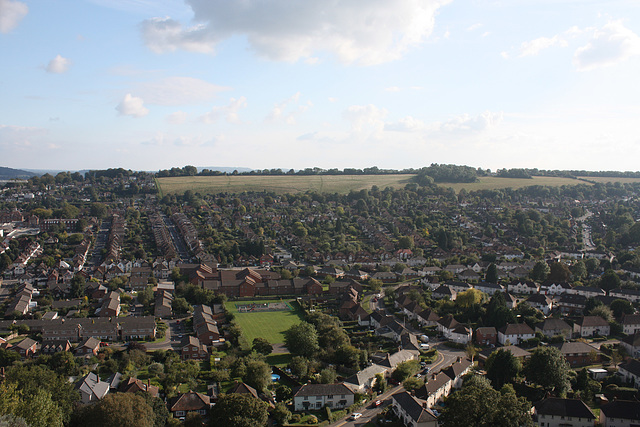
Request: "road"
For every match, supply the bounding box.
[326,341,459,427]
[327,385,402,427]
[145,318,187,351]
[89,218,110,267]
[161,214,191,261]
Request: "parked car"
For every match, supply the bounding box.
[372,399,382,407]
[350,413,362,420]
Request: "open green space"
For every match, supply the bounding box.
[577,176,640,184]
[225,299,304,344]
[441,175,588,193]
[157,173,598,196]
[157,174,414,195]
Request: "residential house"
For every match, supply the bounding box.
[554,341,599,367]
[442,358,473,389]
[599,400,640,427]
[76,336,101,356]
[11,338,37,358]
[343,364,388,393]
[535,318,572,340]
[169,391,211,420]
[573,316,610,338]
[76,372,110,404]
[293,383,355,411]
[610,288,640,303]
[540,281,573,296]
[181,336,208,360]
[557,294,587,315]
[620,333,640,358]
[416,371,453,408]
[618,359,640,389]
[622,314,640,335]
[391,391,438,427]
[533,397,596,427]
[41,340,72,355]
[572,286,606,299]
[449,324,472,344]
[475,326,497,346]
[416,308,440,328]
[120,377,160,398]
[474,281,504,295]
[498,323,535,345]
[437,314,460,339]
[507,280,539,295]
[432,285,456,300]
[525,293,553,315]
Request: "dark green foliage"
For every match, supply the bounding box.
[209,393,268,427]
[440,376,533,427]
[485,349,521,389]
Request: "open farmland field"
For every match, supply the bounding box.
[225,299,304,344]
[577,176,640,184]
[441,176,588,193]
[157,174,414,195]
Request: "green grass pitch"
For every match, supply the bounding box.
[225,299,304,345]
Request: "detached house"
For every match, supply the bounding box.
[293,383,355,412]
[498,323,535,345]
[169,391,211,420]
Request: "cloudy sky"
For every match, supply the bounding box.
[1,0,640,172]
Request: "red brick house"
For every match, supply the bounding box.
[181,336,209,360]
[475,327,497,346]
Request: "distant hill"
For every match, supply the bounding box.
[0,167,37,180]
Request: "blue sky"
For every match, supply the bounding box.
[1,0,640,172]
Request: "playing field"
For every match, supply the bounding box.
[226,299,304,344]
[157,174,414,195]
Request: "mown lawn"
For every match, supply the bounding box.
[225,299,304,344]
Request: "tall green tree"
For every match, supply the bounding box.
[486,263,498,283]
[72,393,154,427]
[485,349,522,389]
[209,394,268,427]
[525,346,570,395]
[284,322,319,358]
[530,261,550,282]
[439,376,532,427]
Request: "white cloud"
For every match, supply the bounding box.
[0,0,28,34]
[574,20,640,71]
[519,35,568,57]
[142,0,451,65]
[199,97,247,124]
[437,111,503,133]
[466,23,482,32]
[116,94,149,118]
[0,124,48,150]
[138,76,229,106]
[385,116,426,132]
[343,104,387,135]
[385,86,401,92]
[266,92,311,124]
[166,111,188,124]
[45,55,71,73]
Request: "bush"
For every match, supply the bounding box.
[307,415,318,424]
[324,407,334,422]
